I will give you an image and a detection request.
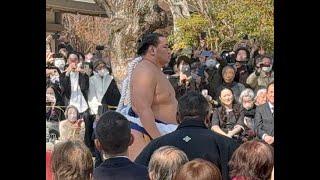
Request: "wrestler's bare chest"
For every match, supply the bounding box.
[153,73,176,105]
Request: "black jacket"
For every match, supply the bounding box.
[101,79,121,106]
[134,119,240,180]
[59,72,89,106]
[234,64,253,87]
[206,67,223,98]
[94,157,148,180]
[211,104,245,134]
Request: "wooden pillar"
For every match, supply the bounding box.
[53,12,62,53]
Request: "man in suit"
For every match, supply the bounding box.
[135,91,239,180]
[59,52,94,152]
[94,111,149,180]
[255,81,274,145]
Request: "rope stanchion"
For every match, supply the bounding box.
[46,106,66,113]
[46,105,119,113]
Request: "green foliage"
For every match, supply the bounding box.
[169,14,209,51]
[170,0,274,53]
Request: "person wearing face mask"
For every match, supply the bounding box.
[53,57,66,73]
[88,60,120,117]
[59,52,93,151]
[211,88,245,142]
[46,85,64,121]
[46,67,62,89]
[238,88,257,141]
[246,55,274,91]
[46,85,65,141]
[59,105,85,141]
[233,47,253,87]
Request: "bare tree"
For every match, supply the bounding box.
[93,0,172,87]
[165,0,190,32]
[62,13,110,54]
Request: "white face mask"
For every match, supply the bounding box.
[262,66,272,72]
[244,103,254,110]
[50,75,59,83]
[46,94,56,104]
[98,68,108,77]
[54,58,66,71]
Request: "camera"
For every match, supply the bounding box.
[181,65,191,77]
[96,45,105,51]
[221,51,236,65]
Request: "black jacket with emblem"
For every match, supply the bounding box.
[134,119,240,180]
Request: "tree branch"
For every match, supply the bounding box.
[94,0,114,17]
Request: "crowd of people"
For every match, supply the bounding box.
[46,32,274,180]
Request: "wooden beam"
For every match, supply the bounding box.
[46,23,64,32]
[46,0,108,17]
[54,12,62,24]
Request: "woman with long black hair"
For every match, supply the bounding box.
[211,87,245,142]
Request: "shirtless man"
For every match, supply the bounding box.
[117,33,178,160]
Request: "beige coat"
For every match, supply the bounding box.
[59,120,85,141]
[246,71,274,90]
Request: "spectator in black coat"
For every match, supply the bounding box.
[211,88,245,142]
[94,111,149,180]
[135,91,239,180]
[238,88,257,141]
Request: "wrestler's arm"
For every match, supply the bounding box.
[131,70,162,139]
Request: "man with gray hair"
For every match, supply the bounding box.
[255,82,274,145]
[255,88,267,106]
[239,88,255,110]
[148,146,189,180]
